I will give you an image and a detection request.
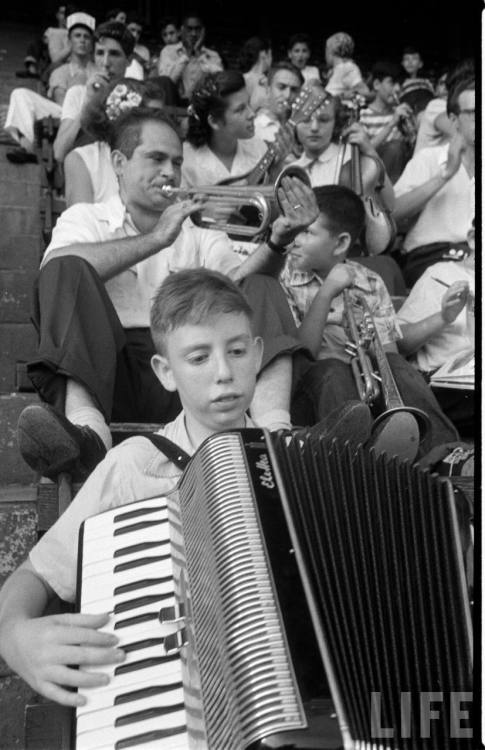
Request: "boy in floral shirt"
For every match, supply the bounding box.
[280,184,459,458]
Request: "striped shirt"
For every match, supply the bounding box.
[359,108,402,143]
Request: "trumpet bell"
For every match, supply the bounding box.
[160,165,311,238]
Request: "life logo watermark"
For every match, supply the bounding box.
[370,691,473,739]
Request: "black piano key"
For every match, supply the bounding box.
[114,555,171,573]
[114,576,173,596]
[114,506,167,522]
[114,519,168,536]
[122,638,164,654]
[115,702,186,727]
[115,683,183,705]
[114,611,162,629]
[114,541,167,558]
[114,653,180,675]
[115,726,187,749]
[114,594,172,615]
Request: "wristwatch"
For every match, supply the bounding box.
[266,237,288,256]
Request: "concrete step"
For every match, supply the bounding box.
[0,323,37,393]
[0,674,38,750]
[0,269,38,323]
[0,484,37,585]
[0,392,39,485]
[0,234,42,271]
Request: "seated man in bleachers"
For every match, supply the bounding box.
[253,61,303,144]
[53,20,134,162]
[396,221,475,438]
[17,107,318,481]
[393,76,475,287]
[157,13,223,103]
[5,12,96,164]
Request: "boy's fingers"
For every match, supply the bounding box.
[55,611,110,628]
[59,644,125,667]
[41,681,87,708]
[55,625,119,647]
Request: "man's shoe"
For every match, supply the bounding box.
[6,147,38,164]
[17,403,107,481]
[290,401,373,453]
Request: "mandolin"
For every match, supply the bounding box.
[218,84,330,187]
[338,95,397,255]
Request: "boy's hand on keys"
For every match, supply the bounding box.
[5,612,124,706]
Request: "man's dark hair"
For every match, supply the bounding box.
[238,37,271,73]
[371,61,402,83]
[402,45,422,57]
[447,76,475,117]
[187,70,246,147]
[181,11,203,25]
[267,61,304,86]
[288,33,312,50]
[446,59,475,94]
[313,185,365,246]
[108,106,179,157]
[160,15,178,31]
[94,20,135,57]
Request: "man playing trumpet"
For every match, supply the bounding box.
[276,184,459,460]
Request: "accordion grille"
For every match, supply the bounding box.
[176,431,305,749]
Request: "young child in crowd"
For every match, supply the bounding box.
[0,268,265,706]
[281,184,459,458]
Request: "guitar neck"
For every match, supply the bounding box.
[246,143,278,185]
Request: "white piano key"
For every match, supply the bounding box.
[81,556,173,587]
[81,526,170,565]
[77,661,184,713]
[77,672,184,716]
[81,576,174,610]
[76,686,185,734]
[76,709,187,750]
[83,504,168,542]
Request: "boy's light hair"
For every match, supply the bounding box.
[150,269,254,354]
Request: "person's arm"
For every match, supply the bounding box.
[393,132,465,224]
[397,280,470,356]
[44,198,207,280]
[231,177,319,282]
[64,150,94,206]
[0,559,123,706]
[297,263,356,357]
[370,103,414,151]
[433,111,454,138]
[54,74,109,162]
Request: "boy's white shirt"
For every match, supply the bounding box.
[29,411,256,603]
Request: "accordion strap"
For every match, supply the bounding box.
[145,433,191,471]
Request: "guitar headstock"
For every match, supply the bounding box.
[289,84,331,126]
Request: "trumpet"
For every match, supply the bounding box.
[392,93,417,146]
[160,165,311,238]
[343,289,431,460]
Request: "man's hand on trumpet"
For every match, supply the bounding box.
[272,176,319,247]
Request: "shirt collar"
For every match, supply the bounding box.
[103,193,140,234]
[297,142,339,167]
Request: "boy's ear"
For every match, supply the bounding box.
[111,149,127,177]
[333,231,352,259]
[151,353,177,392]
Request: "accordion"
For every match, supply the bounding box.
[75,428,473,750]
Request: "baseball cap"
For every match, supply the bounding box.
[67,12,96,32]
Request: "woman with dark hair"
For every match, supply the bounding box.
[181,69,267,187]
[238,36,272,113]
[63,77,167,205]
